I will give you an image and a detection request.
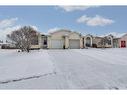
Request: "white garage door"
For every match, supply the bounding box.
[69,39,80,49]
[51,39,64,49]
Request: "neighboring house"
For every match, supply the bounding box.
[111,33,127,48]
[0,42,16,49]
[118,34,127,48]
[47,29,82,49]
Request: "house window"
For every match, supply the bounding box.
[43,37,47,45]
[107,39,111,45]
[31,36,38,45]
[86,37,91,47]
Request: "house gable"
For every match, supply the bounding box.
[49,29,71,39]
[69,32,81,39]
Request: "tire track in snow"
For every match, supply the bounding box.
[0,72,56,84]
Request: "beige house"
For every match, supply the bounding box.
[47,29,83,49]
[29,29,127,49]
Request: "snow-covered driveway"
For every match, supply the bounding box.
[0,48,127,89]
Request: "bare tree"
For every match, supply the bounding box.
[7,26,38,52]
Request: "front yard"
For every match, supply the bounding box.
[0,48,127,89]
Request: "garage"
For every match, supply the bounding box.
[69,39,80,49]
[51,39,64,49]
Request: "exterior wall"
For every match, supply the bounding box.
[69,33,80,39]
[47,36,51,49]
[80,37,83,48]
[30,45,40,49]
[65,36,69,49]
[38,33,42,48]
[93,37,103,48]
[50,31,70,39]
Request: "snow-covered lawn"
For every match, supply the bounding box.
[0,48,127,89]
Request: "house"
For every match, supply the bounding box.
[111,33,127,48]
[38,29,124,49]
[47,29,83,49]
[0,42,16,49]
[30,31,127,49]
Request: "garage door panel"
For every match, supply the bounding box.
[69,39,80,49]
[51,39,64,49]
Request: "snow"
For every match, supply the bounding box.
[0,49,54,82]
[0,48,127,89]
[100,32,126,38]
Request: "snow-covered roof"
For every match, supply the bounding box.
[49,29,72,34]
[99,32,127,38]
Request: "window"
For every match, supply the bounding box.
[107,38,111,45]
[43,36,47,45]
[31,36,38,45]
[108,40,111,45]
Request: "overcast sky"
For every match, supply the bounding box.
[0,6,127,41]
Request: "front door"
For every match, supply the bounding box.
[121,41,126,48]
